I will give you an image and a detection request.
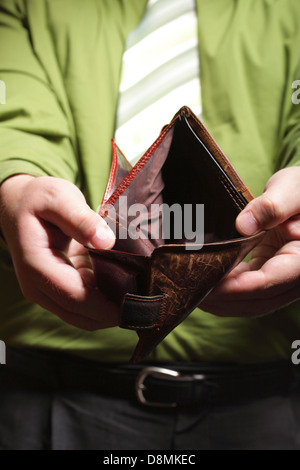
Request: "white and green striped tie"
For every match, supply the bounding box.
[114,0,202,163]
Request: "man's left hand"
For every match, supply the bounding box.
[200,167,300,317]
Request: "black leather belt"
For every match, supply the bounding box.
[1,347,299,408]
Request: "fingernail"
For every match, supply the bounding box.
[236,211,259,236]
[88,223,115,249]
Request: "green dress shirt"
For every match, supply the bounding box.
[0,0,300,363]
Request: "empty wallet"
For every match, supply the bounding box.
[88,106,265,363]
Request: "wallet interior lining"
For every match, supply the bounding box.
[161,116,247,244]
[104,113,248,255]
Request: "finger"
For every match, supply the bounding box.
[279,214,300,241]
[79,268,98,289]
[236,167,300,235]
[248,228,284,270]
[67,239,94,268]
[20,248,119,324]
[200,282,299,317]
[201,240,300,318]
[209,246,300,300]
[13,214,118,323]
[66,239,96,284]
[29,177,115,249]
[34,289,116,331]
[221,261,251,279]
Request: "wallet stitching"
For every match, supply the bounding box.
[159,294,169,327]
[126,323,160,330]
[123,296,162,329]
[126,295,163,303]
[189,109,247,210]
[105,214,128,233]
[188,111,246,192]
[104,144,118,202]
[219,174,244,211]
[104,214,157,253]
[222,177,246,209]
[106,122,176,206]
[105,214,147,237]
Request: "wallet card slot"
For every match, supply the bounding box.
[161,117,245,244]
[184,116,248,210]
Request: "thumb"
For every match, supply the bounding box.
[33,178,115,249]
[236,168,300,236]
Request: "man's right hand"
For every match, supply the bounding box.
[0,174,119,331]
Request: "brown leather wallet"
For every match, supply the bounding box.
[88,106,265,363]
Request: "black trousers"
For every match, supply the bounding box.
[0,347,300,450]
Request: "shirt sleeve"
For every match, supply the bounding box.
[0,0,78,185]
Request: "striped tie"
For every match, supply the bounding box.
[114,0,202,163]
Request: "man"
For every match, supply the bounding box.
[0,0,300,450]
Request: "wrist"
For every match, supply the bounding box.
[0,174,35,232]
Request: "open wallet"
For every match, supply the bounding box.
[88,106,265,363]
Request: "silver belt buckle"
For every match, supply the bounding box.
[135,366,205,407]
